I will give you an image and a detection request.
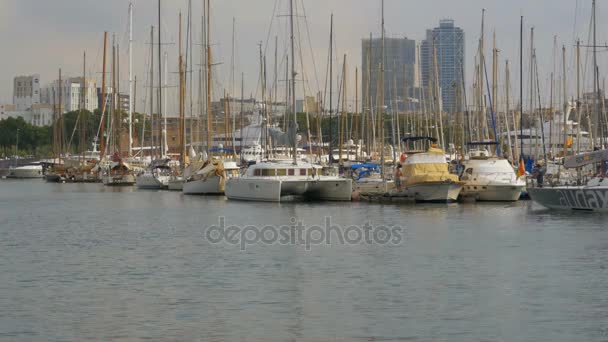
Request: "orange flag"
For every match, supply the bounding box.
[517,158,526,177]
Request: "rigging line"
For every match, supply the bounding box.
[299,0,321,94]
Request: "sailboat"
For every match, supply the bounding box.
[45,68,68,183]
[224,0,352,202]
[136,0,172,190]
[528,148,608,210]
[102,34,136,186]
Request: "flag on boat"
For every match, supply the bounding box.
[517,158,526,177]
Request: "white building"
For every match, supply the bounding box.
[42,77,98,113]
[13,75,41,111]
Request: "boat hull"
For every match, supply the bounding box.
[528,187,608,211]
[225,178,352,202]
[402,182,463,203]
[167,178,184,191]
[183,176,223,195]
[103,174,136,186]
[461,184,525,202]
[7,167,44,179]
[136,174,169,189]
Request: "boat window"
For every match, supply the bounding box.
[254,169,261,176]
[277,169,287,176]
[300,169,306,176]
[262,169,275,176]
[288,169,295,176]
[466,168,473,175]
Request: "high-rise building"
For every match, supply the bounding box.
[420,19,465,113]
[361,37,417,114]
[13,75,41,111]
[42,77,98,113]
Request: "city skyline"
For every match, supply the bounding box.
[1,0,605,114]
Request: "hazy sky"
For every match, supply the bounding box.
[0,0,604,114]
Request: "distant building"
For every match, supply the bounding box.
[96,87,128,113]
[30,104,54,126]
[362,37,417,113]
[420,19,465,113]
[42,77,98,113]
[13,75,41,111]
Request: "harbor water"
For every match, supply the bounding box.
[1,180,607,341]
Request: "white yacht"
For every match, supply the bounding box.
[225,160,352,202]
[7,163,44,179]
[459,150,526,202]
[350,163,394,195]
[136,159,172,189]
[183,159,240,195]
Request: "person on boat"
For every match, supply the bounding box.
[395,164,403,191]
[532,163,544,188]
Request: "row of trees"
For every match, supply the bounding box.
[0,110,150,158]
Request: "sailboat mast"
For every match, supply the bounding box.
[289,0,297,165]
[100,32,108,159]
[149,26,154,158]
[328,14,334,162]
[81,51,86,163]
[519,16,524,160]
[179,12,185,167]
[562,45,568,157]
[206,0,212,153]
[59,68,63,163]
[379,0,385,178]
[128,2,133,157]
[576,40,582,153]
[158,0,163,158]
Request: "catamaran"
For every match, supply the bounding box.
[225,0,352,202]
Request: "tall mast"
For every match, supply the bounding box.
[179,12,185,166]
[519,16,524,160]
[289,0,297,165]
[149,26,155,157]
[339,54,346,165]
[576,40,582,153]
[505,60,514,161]
[328,14,334,162]
[81,51,87,163]
[58,68,63,163]
[163,51,168,157]
[128,2,133,157]
[206,0,212,153]
[240,73,244,161]
[593,0,603,148]
[100,32,108,159]
[379,0,385,179]
[158,0,162,158]
[562,45,568,157]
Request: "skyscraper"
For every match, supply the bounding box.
[421,19,465,113]
[361,37,417,114]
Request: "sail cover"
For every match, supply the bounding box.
[564,149,608,169]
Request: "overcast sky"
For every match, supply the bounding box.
[0,0,604,114]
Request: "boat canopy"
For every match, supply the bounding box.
[350,163,380,170]
[403,147,459,186]
[563,149,608,169]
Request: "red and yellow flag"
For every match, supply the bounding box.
[517,158,526,177]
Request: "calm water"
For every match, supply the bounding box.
[0,180,607,341]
